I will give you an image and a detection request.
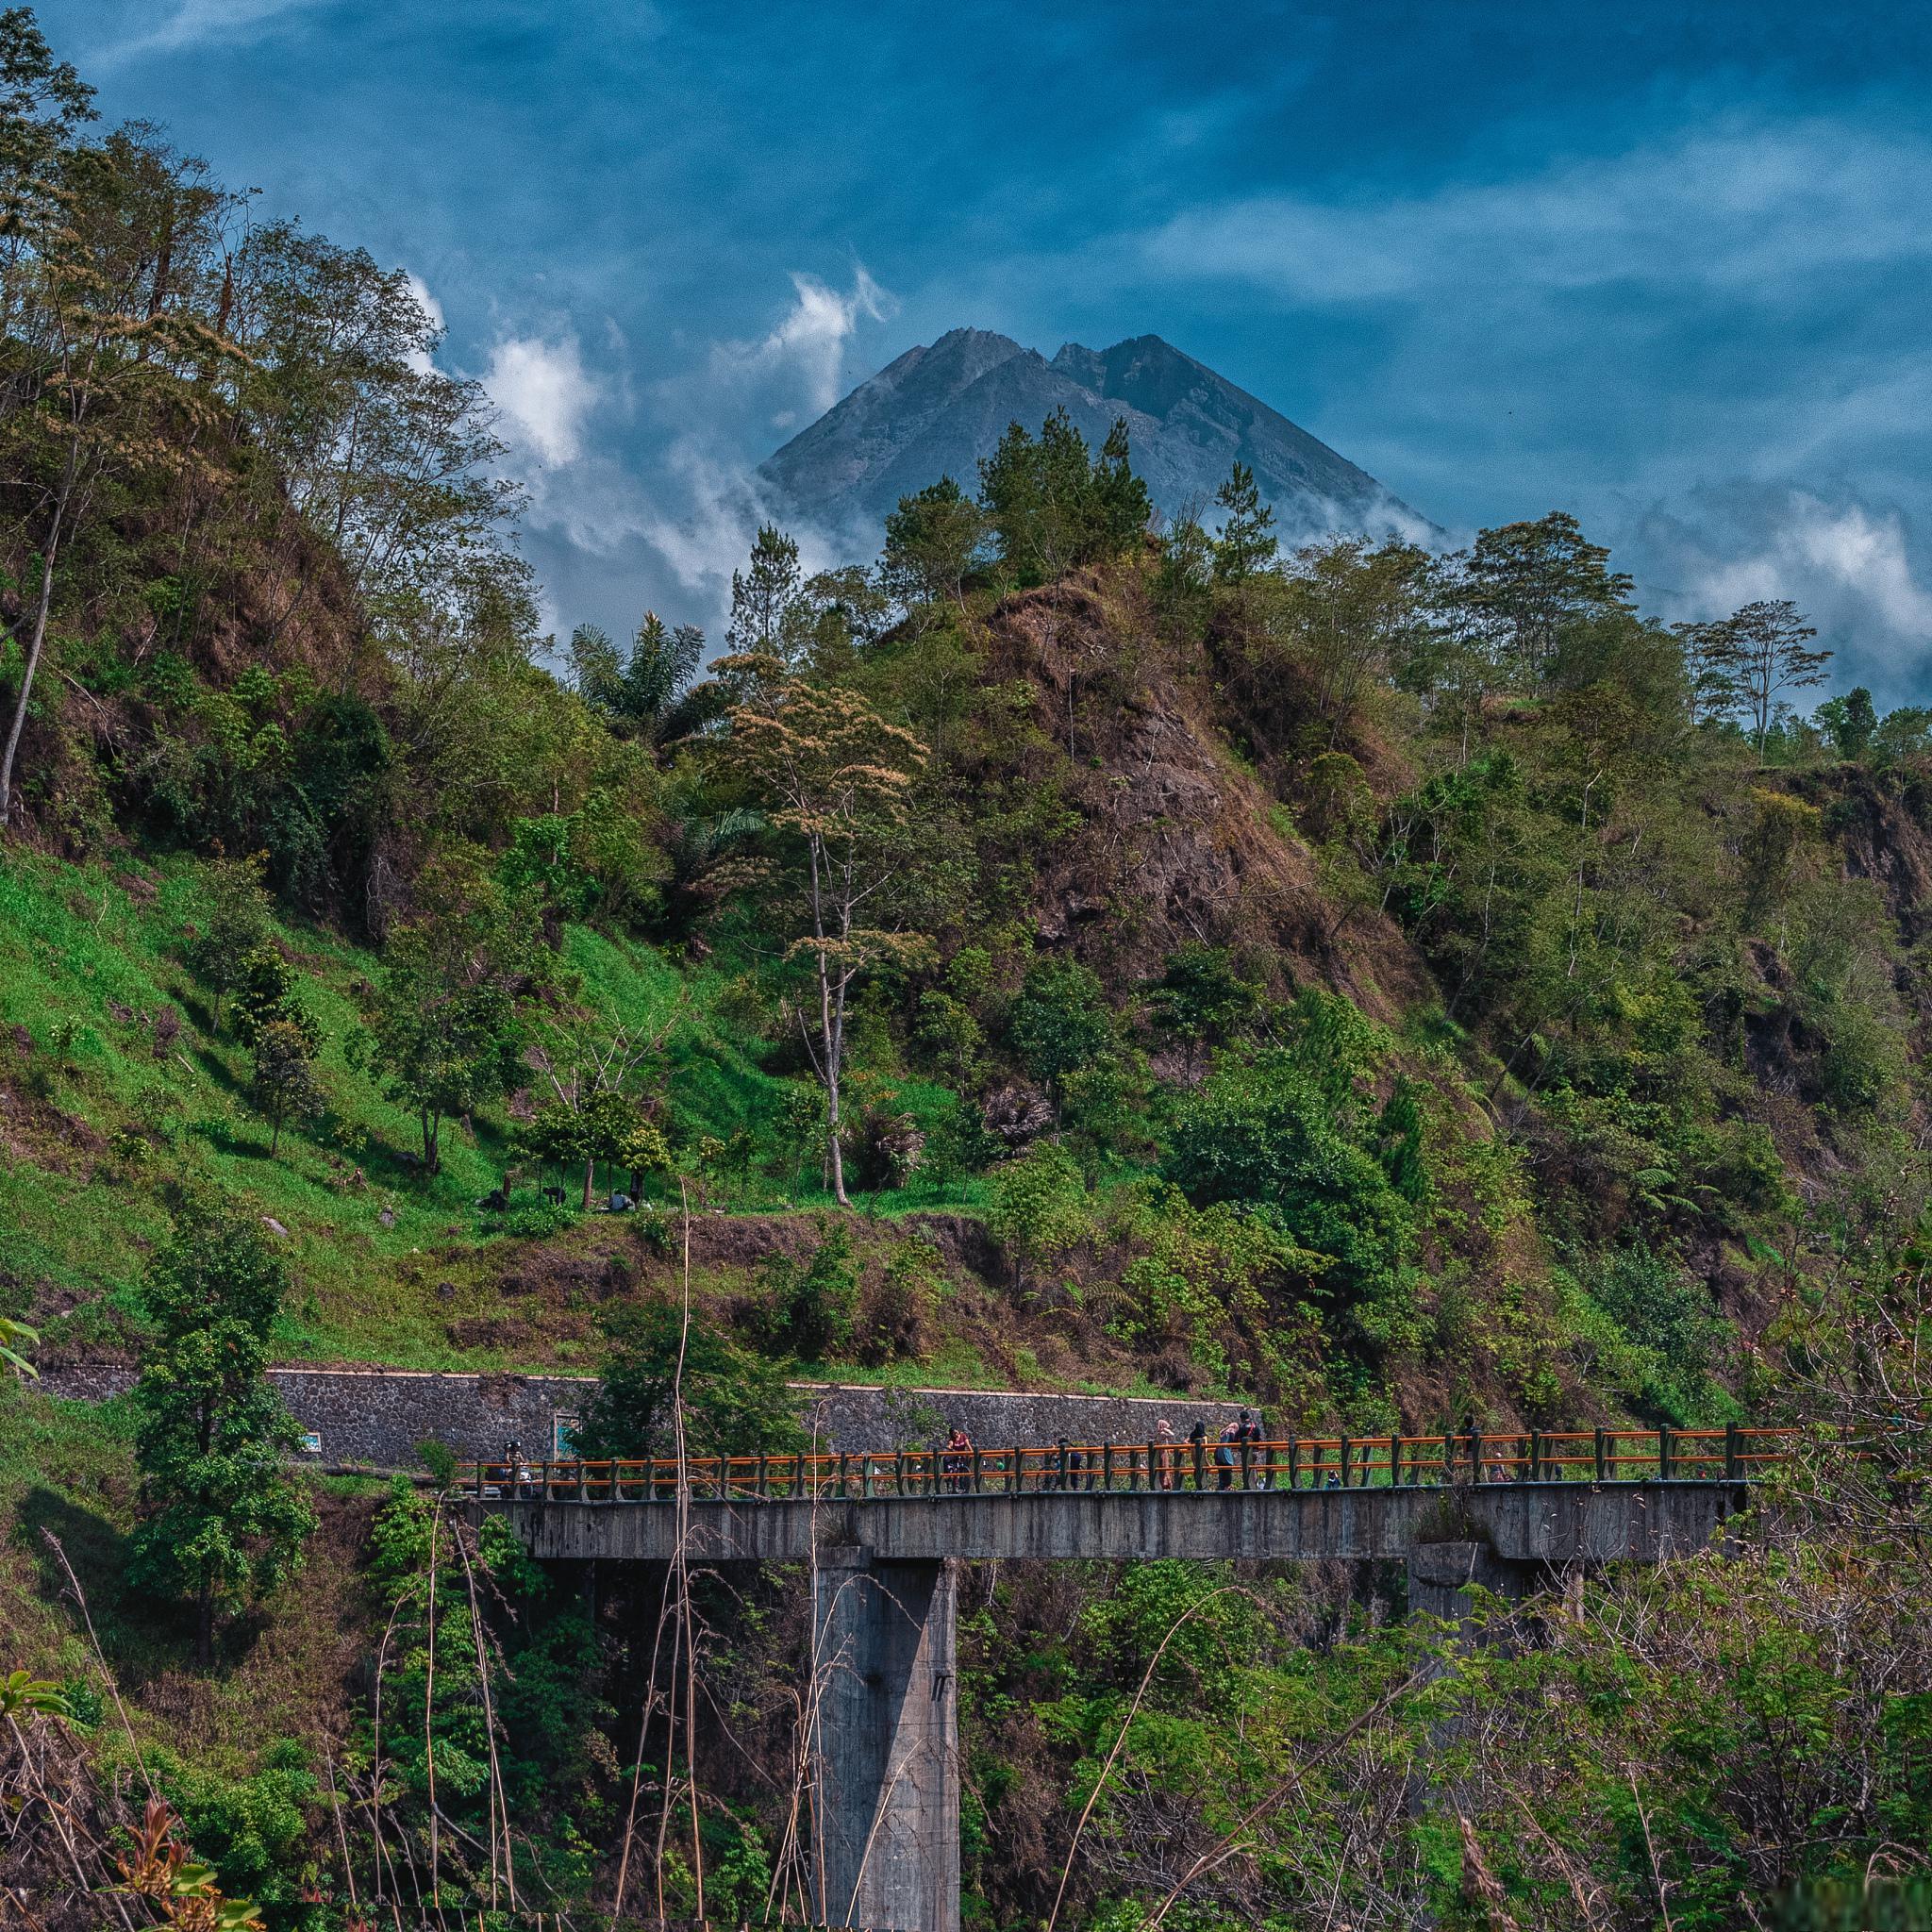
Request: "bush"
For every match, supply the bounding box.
[502,1198,576,1239]
[1583,1242,1733,1424]
[758,1222,860,1362]
[574,1300,804,1459]
[1163,1036,1421,1352]
[1009,956,1114,1100]
[986,1141,1093,1291]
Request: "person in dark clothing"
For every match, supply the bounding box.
[942,1424,973,1493]
[1216,1417,1241,1490]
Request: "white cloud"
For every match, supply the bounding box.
[1629,487,1932,706]
[485,334,597,469]
[711,267,895,419]
[98,0,326,61]
[491,271,893,640]
[1141,118,1932,310]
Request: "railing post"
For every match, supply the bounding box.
[1724,1422,1740,1481]
[1103,1441,1114,1491]
[1192,1439,1206,1491]
[1340,1435,1352,1490]
[1391,1434,1404,1490]
[972,1446,983,1496]
[1657,1428,1672,1481]
[1241,1434,1253,1491]
[839,1451,851,1499]
[1527,1430,1541,1483]
[1593,1427,1608,1483]
[1287,1436,1300,1491]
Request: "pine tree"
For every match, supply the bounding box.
[882,475,988,610]
[726,525,811,666]
[1211,461,1276,585]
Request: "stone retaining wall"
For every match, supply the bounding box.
[37,1363,1246,1468]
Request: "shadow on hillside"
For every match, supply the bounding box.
[15,1485,192,1684]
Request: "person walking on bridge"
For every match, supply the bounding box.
[942,1424,973,1493]
[1216,1415,1242,1491]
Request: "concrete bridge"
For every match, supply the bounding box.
[466,1428,1785,1932]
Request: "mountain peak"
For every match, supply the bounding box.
[760,330,1424,545]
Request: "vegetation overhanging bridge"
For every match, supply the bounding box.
[461,1425,1823,1932]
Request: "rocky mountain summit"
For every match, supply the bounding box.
[760,326,1426,543]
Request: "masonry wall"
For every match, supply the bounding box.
[37,1363,1244,1469]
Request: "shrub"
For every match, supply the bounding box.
[758,1222,860,1362]
[986,1141,1093,1291]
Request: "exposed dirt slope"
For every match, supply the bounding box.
[974,575,1435,1019]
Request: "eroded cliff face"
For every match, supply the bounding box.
[968,574,1435,1021]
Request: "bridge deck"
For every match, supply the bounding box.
[472,1477,1755,1566]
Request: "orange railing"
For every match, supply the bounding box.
[457,1422,1897,1505]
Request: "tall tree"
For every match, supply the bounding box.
[882,475,988,611]
[1210,460,1276,586]
[1817,686,1877,761]
[715,658,931,1205]
[565,622,625,713]
[1459,511,1634,686]
[127,1199,316,1663]
[1,124,242,823]
[977,408,1149,584]
[725,524,812,665]
[620,611,706,741]
[232,220,516,623]
[1708,600,1831,756]
[1279,536,1431,727]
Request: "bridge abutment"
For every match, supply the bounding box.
[811,1549,960,1932]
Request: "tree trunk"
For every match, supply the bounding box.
[0,447,76,827]
[195,1580,213,1667]
[825,1065,847,1207]
[581,1156,595,1211]
[422,1108,440,1174]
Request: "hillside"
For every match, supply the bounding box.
[760,326,1424,545]
[2,14,1931,1925]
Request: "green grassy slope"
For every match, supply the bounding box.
[0,850,996,1377]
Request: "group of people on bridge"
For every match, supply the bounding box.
[939,1408,1293,1492]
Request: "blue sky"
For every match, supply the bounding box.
[39,0,1932,701]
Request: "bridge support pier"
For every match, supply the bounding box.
[811,1549,960,1932]
[1407,1541,1543,1640]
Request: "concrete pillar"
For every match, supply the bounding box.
[811,1548,960,1932]
[1407,1541,1541,1644]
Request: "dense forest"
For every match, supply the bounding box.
[0,10,1928,1929]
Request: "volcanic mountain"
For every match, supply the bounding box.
[759,327,1425,544]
